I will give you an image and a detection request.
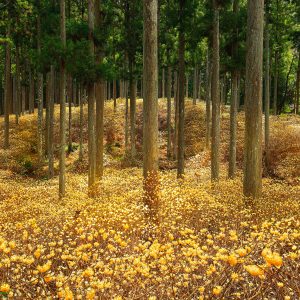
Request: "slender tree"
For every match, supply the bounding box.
[4,28,12,149]
[243,0,264,199]
[264,7,270,170]
[95,0,105,180]
[59,0,66,198]
[229,0,239,179]
[205,49,211,149]
[48,65,55,178]
[37,8,44,164]
[88,0,96,189]
[143,0,159,214]
[211,0,220,181]
[177,0,185,178]
[167,64,172,158]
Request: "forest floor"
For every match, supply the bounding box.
[0,99,299,299]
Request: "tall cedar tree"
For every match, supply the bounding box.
[243,0,264,199]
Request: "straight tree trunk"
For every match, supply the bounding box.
[205,50,211,148]
[4,32,12,149]
[198,68,202,100]
[228,0,239,178]
[48,65,55,178]
[130,72,137,159]
[162,67,165,99]
[95,0,105,180]
[243,0,264,199]
[229,70,238,178]
[68,75,73,152]
[45,72,50,157]
[186,74,188,98]
[296,50,300,114]
[211,0,221,181]
[143,0,159,212]
[173,70,178,159]
[29,66,34,114]
[193,66,197,105]
[79,84,84,161]
[264,13,270,171]
[37,10,44,164]
[273,51,278,115]
[88,0,96,189]
[167,65,172,158]
[15,47,20,124]
[177,0,185,178]
[59,0,67,198]
[113,79,117,111]
[125,81,129,151]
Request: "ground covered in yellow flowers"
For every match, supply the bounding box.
[0,100,299,299]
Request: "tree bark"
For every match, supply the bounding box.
[113,79,117,111]
[228,0,239,178]
[4,31,12,149]
[125,80,129,151]
[185,74,188,98]
[29,66,34,114]
[193,66,197,105]
[130,72,137,159]
[48,66,55,178]
[264,13,270,171]
[94,0,105,180]
[88,0,96,189]
[59,0,67,198]
[273,51,278,115]
[162,67,165,99]
[68,75,73,152]
[205,50,211,149]
[79,84,84,161]
[296,50,300,114]
[211,0,220,181]
[15,46,20,124]
[167,65,172,158]
[143,0,159,213]
[243,0,264,199]
[177,0,185,178]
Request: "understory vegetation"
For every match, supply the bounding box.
[0,100,299,299]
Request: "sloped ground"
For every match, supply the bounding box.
[0,99,299,299]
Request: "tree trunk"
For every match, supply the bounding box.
[228,0,239,178]
[162,67,165,99]
[264,14,270,171]
[186,74,188,98]
[229,70,238,178]
[177,0,185,178]
[130,71,137,159]
[29,66,34,114]
[167,65,172,158]
[15,47,20,124]
[296,50,300,114]
[95,0,105,180]
[59,0,67,198]
[193,66,197,105]
[79,84,84,161]
[211,0,220,181]
[243,0,264,199]
[125,80,129,151]
[88,0,96,189]
[48,66,55,178]
[45,72,50,157]
[205,50,211,149]
[68,75,73,152]
[4,32,12,149]
[273,51,278,115]
[113,79,117,111]
[198,68,202,100]
[143,0,159,213]
[173,70,178,159]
